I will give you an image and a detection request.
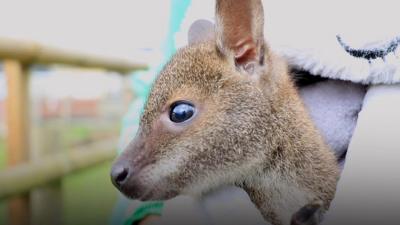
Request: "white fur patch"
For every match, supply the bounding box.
[183,155,264,197]
[146,148,191,186]
[272,182,311,225]
[257,174,313,225]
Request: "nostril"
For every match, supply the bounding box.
[111,165,130,187]
[116,168,129,183]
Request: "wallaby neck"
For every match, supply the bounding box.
[242,173,314,225]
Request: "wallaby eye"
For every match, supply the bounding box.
[169,101,195,123]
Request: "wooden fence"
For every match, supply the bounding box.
[0,37,147,225]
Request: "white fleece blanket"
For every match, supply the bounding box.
[178,0,400,84]
[323,84,400,225]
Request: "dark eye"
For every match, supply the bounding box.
[169,101,195,123]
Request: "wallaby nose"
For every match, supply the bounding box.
[111,163,130,188]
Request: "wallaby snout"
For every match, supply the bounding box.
[111,156,147,200]
[110,161,130,187]
[111,132,183,201]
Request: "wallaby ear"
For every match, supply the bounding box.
[215,0,265,75]
[188,19,215,45]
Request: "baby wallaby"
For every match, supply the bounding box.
[111,0,339,224]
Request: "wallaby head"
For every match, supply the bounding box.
[112,0,274,199]
[111,0,339,224]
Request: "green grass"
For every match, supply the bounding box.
[0,137,7,225]
[0,201,6,225]
[36,119,120,150]
[63,161,118,225]
[62,125,92,146]
[0,137,5,169]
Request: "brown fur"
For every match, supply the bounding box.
[111,1,339,224]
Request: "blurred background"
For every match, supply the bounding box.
[2,1,400,225]
[0,0,188,225]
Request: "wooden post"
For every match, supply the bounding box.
[31,121,63,225]
[31,182,63,225]
[4,59,63,225]
[4,60,31,225]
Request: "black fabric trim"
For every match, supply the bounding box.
[337,35,400,62]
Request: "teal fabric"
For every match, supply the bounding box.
[110,1,191,224]
[117,0,192,154]
[123,202,164,225]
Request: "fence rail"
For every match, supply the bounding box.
[0,37,147,225]
[0,37,148,73]
[0,138,117,200]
